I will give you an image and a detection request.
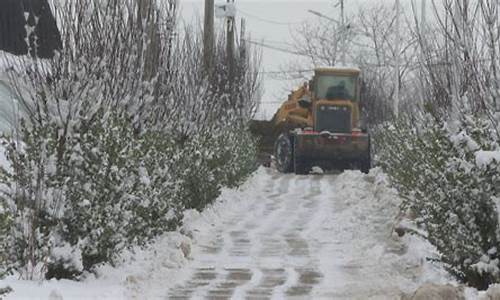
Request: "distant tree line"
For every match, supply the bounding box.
[0,0,61,58]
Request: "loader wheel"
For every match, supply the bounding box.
[360,157,371,174]
[361,136,372,174]
[294,143,310,175]
[274,133,294,173]
[294,158,310,175]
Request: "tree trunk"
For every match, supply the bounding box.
[137,0,161,80]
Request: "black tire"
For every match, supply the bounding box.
[274,133,294,173]
[294,158,310,175]
[360,136,372,174]
[360,157,371,174]
[294,142,310,175]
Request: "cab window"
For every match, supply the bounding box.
[315,75,357,101]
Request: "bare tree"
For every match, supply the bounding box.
[415,0,500,127]
[281,3,418,124]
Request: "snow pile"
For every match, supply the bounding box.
[102,232,192,299]
[1,225,192,300]
[49,242,84,275]
[310,168,454,298]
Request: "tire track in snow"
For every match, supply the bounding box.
[279,175,324,299]
[167,168,431,300]
[168,170,301,299]
[310,171,415,299]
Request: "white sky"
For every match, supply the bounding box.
[179,0,422,119]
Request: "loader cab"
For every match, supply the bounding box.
[310,68,361,133]
[311,68,361,102]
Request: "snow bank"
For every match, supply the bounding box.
[1,231,191,300]
[410,283,465,300]
[315,168,455,297]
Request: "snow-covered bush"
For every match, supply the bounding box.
[0,118,62,279]
[375,0,500,290]
[376,113,500,289]
[220,127,259,188]
[173,127,258,211]
[0,0,260,279]
[59,113,183,271]
[0,196,10,278]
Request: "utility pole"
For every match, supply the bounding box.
[340,0,346,66]
[137,0,160,80]
[394,0,401,118]
[227,0,236,87]
[204,0,215,73]
[419,0,427,108]
[421,0,427,35]
[240,18,246,63]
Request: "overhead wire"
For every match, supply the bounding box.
[260,69,314,74]
[236,8,305,26]
[243,39,306,56]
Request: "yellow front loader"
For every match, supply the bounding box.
[251,67,371,174]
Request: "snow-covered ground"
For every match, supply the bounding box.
[2,167,465,299]
[165,168,453,299]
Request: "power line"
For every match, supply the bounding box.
[256,39,295,48]
[244,39,306,56]
[236,8,304,26]
[260,69,314,74]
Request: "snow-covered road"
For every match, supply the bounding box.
[3,167,452,300]
[164,168,449,299]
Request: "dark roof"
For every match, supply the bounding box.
[0,0,62,58]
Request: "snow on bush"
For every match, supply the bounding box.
[376,114,500,289]
[375,0,500,290]
[475,151,500,168]
[0,0,260,280]
[0,199,9,278]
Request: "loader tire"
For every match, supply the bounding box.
[293,142,310,175]
[294,158,310,175]
[360,157,371,174]
[274,133,294,173]
[361,136,372,174]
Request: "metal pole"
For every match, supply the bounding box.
[419,0,427,108]
[421,0,426,34]
[226,0,236,106]
[240,18,246,62]
[204,0,215,73]
[394,0,400,117]
[227,0,235,84]
[340,0,346,66]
